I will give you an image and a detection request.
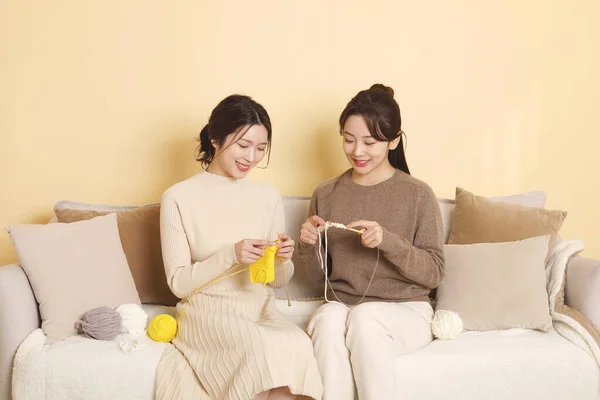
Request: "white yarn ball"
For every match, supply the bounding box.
[431,309,463,340]
[116,303,148,337]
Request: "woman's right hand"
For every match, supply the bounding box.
[299,215,326,245]
[235,239,275,264]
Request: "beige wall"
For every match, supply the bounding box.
[1,1,599,266]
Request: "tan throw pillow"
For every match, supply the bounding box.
[448,187,567,260]
[436,235,553,331]
[55,204,178,306]
[7,213,141,343]
[437,191,547,244]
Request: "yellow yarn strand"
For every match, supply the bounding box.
[148,242,292,343]
[177,263,249,324]
[280,258,291,307]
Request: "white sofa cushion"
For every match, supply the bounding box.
[12,304,174,400]
[395,328,599,400]
[12,301,598,400]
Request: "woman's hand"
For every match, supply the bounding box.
[346,220,383,248]
[299,215,326,245]
[276,233,295,260]
[234,239,275,264]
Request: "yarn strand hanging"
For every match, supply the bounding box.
[316,221,380,309]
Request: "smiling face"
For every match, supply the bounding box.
[207,124,269,179]
[342,115,399,182]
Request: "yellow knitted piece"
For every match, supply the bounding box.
[250,244,277,284]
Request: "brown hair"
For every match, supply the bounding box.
[195,94,272,168]
[339,83,410,174]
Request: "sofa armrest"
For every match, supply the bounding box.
[0,264,40,400]
[565,255,600,328]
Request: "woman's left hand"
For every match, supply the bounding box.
[346,220,383,248]
[276,233,295,260]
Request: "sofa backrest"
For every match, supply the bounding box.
[50,190,547,302]
[280,196,466,247]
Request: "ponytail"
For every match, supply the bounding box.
[388,132,410,175]
[195,124,215,167]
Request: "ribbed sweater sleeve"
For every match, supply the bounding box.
[160,191,237,298]
[378,186,445,289]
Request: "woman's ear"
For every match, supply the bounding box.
[388,135,401,151]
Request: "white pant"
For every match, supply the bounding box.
[307,301,434,400]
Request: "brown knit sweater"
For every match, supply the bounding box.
[297,169,445,305]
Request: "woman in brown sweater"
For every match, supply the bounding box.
[296,84,445,400]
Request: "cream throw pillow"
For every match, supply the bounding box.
[436,235,553,332]
[55,204,179,306]
[7,213,141,343]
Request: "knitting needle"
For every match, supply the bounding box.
[344,227,364,235]
[319,222,364,235]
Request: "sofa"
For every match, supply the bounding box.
[1,190,600,400]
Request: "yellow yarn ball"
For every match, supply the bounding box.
[148,314,177,342]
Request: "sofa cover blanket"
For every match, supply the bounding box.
[11,241,600,400]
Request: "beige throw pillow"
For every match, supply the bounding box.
[7,213,141,343]
[437,190,547,244]
[436,235,553,332]
[448,187,567,260]
[55,204,178,306]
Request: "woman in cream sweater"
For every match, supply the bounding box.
[157,94,322,400]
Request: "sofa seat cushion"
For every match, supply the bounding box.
[396,328,599,400]
[12,302,315,400]
[13,302,599,400]
[12,305,175,400]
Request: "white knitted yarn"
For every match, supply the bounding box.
[318,222,346,231]
[431,309,463,340]
[116,303,148,337]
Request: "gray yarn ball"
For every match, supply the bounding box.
[76,306,122,340]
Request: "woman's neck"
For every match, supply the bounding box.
[351,160,396,186]
[205,162,231,178]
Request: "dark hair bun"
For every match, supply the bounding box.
[369,83,394,97]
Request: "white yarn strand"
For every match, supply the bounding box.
[317,222,464,341]
[317,222,380,309]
